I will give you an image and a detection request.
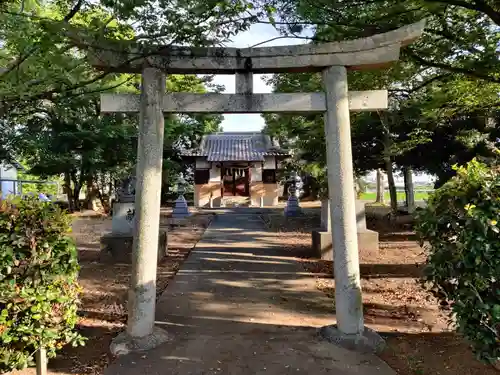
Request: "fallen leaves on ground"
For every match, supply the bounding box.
[263,213,499,375]
[11,213,213,375]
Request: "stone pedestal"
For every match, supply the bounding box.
[312,200,379,259]
[312,230,379,260]
[321,199,331,231]
[172,195,190,218]
[284,195,301,216]
[100,231,167,264]
[101,201,145,263]
[111,202,135,234]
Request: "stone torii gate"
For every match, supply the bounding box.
[90,20,425,353]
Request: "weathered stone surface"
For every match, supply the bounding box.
[111,202,135,234]
[100,231,167,264]
[128,67,166,339]
[235,72,253,94]
[110,326,170,356]
[284,195,301,217]
[172,195,190,218]
[320,325,386,354]
[323,65,364,336]
[312,229,379,260]
[320,199,369,233]
[101,91,388,114]
[356,200,368,230]
[88,21,425,74]
[321,199,331,231]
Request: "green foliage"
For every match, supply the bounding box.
[267,0,500,85]
[416,158,500,364]
[0,0,258,104]
[0,197,84,373]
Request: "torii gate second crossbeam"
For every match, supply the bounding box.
[90,20,426,355]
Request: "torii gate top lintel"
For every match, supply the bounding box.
[89,20,425,74]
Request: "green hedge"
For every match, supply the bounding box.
[0,197,85,373]
[416,158,500,364]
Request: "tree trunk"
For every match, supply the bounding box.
[63,172,75,212]
[385,159,398,214]
[403,167,415,213]
[375,169,385,204]
[95,173,110,213]
[62,171,81,212]
[70,171,82,212]
[72,185,81,211]
[84,175,102,211]
[380,112,398,215]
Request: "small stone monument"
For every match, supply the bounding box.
[111,176,136,234]
[312,199,379,260]
[172,176,190,220]
[100,175,167,263]
[284,172,303,217]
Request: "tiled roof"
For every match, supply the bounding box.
[182,132,288,162]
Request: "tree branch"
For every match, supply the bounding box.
[63,0,85,22]
[472,0,500,26]
[391,73,453,97]
[406,49,500,83]
[424,0,500,25]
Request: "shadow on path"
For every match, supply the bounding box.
[105,213,396,375]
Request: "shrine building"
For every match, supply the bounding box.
[182,132,289,207]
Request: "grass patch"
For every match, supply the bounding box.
[360,191,430,201]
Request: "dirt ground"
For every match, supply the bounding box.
[11,212,213,375]
[263,213,498,375]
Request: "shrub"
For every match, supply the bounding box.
[416,158,500,364]
[0,196,85,373]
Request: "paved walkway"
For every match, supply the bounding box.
[105,213,395,375]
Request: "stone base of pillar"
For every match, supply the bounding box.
[320,324,385,353]
[110,326,170,356]
[100,231,168,264]
[284,196,302,216]
[311,229,379,260]
[172,195,191,218]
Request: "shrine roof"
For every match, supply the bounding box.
[182,132,289,162]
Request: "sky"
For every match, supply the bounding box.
[213,24,434,183]
[212,23,309,132]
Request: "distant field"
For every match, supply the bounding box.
[360,191,430,201]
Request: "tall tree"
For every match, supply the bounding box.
[0,0,259,104]
[10,73,221,211]
[263,0,500,85]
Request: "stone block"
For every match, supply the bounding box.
[320,199,331,231]
[284,195,301,216]
[172,195,191,218]
[320,324,385,354]
[311,229,379,260]
[112,202,135,234]
[100,231,167,264]
[320,200,368,232]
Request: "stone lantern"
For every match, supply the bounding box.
[172,175,190,219]
[284,172,303,216]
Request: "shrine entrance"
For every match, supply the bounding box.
[222,165,249,197]
[89,19,425,353]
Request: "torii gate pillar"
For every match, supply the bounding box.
[320,66,385,350]
[110,68,170,355]
[323,66,363,335]
[88,20,425,355]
